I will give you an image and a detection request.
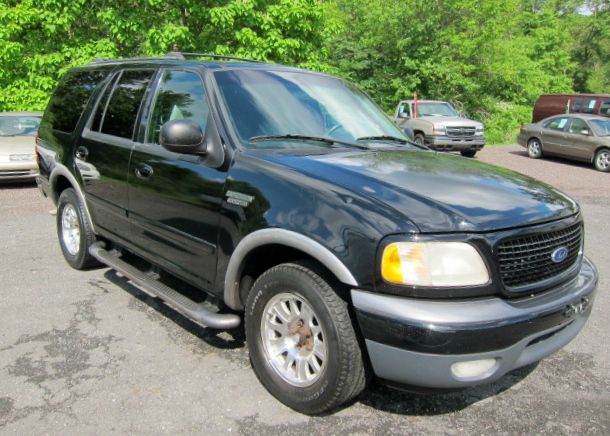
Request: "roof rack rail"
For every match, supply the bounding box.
[165,51,264,63]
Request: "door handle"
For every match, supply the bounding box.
[75,146,89,160]
[135,164,154,179]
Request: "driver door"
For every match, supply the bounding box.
[128,69,226,291]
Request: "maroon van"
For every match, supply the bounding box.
[533,94,610,122]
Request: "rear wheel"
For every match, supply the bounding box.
[57,188,100,269]
[460,149,477,158]
[245,263,366,415]
[593,148,610,172]
[527,138,543,159]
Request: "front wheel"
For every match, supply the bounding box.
[413,133,425,146]
[245,263,366,415]
[57,188,100,270]
[593,148,610,172]
[460,149,477,158]
[527,138,543,159]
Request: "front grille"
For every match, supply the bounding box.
[498,222,582,289]
[446,126,476,138]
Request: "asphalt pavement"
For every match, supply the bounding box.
[0,145,608,435]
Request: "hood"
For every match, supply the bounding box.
[417,116,483,128]
[0,135,36,156]
[260,149,578,233]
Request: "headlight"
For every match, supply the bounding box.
[433,125,446,135]
[10,154,36,161]
[381,242,489,287]
[475,126,484,136]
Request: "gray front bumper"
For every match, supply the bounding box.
[427,135,485,151]
[352,257,598,389]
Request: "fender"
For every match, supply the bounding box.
[224,228,359,310]
[50,164,97,234]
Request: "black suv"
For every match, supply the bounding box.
[36,53,598,415]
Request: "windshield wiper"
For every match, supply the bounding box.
[357,135,408,144]
[249,134,370,150]
[357,135,429,150]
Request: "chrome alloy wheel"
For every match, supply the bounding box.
[596,150,610,171]
[61,203,80,255]
[528,139,541,158]
[261,292,327,387]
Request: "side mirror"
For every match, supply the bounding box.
[580,129,590,136]
[160,120,205,154]
[398,112,410,119]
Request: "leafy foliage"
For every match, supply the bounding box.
[0,0,606,143]
[0,0,332,111]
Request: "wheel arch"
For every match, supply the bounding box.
[224,229,358,310]
[592,145,610,162]
[50,164,96,233]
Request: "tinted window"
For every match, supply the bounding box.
[148,70,209,144]
[100,70,154,139]
[567,118,589,134]
[215,69,405,147]
[44,69,107,133]
[545,117,569,131]
[599,99,610,116]
[91,73,120,132]
[573,99,583,112]
[583,99,597,114]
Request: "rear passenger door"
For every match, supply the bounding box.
[541,117,569,155]
[128,69,226,291]
[564,117,596,160]
[78,69,156,242]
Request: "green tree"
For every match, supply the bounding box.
[0,0,334,111]
[326,0,575,143]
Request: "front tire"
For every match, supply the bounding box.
[527,138,543,159]
[413,133,425,146]
[460,149,477,158]
[593,148,610,172]
[57,188,100,270]
[245,263,366,415]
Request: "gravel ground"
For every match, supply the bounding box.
[0,147,608,435]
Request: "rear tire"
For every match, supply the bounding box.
[57,188,100,270]
[527,138,543,159]
[245,263,366,415]
[460,149,477,158]
[593,148,610,172]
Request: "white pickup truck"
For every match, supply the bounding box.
[391,100,485,157]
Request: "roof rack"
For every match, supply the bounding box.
[165,51,264,63]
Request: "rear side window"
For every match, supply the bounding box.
[583,99,597,114]
[567,118,589,134]
[599,99,610,116]
[100,70,155,139]
[544,117,569,131]
[44,69,108,133]
[572,99,583,112]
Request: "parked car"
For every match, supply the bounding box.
[391,99,485,157]
[0,111,42,181]
[37,54,597,414]
[518,114,610,172]
[533,94,610,123]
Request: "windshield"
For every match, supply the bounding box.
[589,118,610,136]
[214,69,407,149]
[416,102,458,117]
[0,116,41,137]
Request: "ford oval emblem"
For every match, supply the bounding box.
[551,247,569,263]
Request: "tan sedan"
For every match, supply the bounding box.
[517,114,610,172]
[0,111,42,181]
